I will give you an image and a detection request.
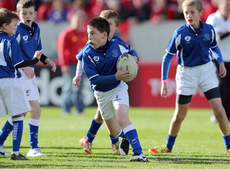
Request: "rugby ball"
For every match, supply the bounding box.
[116,54,138,82]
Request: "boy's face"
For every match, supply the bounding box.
[87,25,108,49]
[4,19,18,36]
[18,6,36,27]
[183,5,203,28]
[106,18,118,39]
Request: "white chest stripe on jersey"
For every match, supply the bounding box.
[0,42,7,66]
[119,45,129,54]
[175,34,181,51]
[16,33,21,43]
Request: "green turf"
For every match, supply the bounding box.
[0,107,229,168]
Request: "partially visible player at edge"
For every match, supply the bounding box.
[0,8,42,160]
[73,10,138,155]
[81,17,148,162]
[148,0,230,155]
[0,0,56,157]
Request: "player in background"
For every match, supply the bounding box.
[206,0,230,123]
[81,17,148,162]
[73,10,138,155]
[0,8,42,160]
[57,10,87,116]
[0,0,56,157]
[148,0,230,155]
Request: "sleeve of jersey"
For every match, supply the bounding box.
[210,27,218,48]
[165,31,178,55]
[211,46,223,64]
[129,48,138,57]
[37,36,42,51]
[76,50,83,61]
[83,54,117,85]
[83,54,100,80]
[91,75,117,85]
[126,44,138,57]
[161,53,174,80]
[76,60,83,76]
[11,39,24,67]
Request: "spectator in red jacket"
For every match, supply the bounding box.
[0,0,16,11]
[57,10,88,115]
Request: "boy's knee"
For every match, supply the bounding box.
[174,113,186,122]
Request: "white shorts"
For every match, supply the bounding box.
[176,61,219,95]
[94,81,129,120]
[19,68,40,102]
[0,78,31,117]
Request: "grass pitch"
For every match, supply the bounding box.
[0,107,229,168]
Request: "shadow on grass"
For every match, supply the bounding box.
[148,153,230,165]
[2,146,229,168]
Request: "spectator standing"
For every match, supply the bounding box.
[47,0,68,24]
[57,11,87,115]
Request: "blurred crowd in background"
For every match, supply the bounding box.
[0,0,219,43]
[1,0,218,24]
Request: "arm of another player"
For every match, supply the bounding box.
[19,51,43,78]
[40,54,56,72]
[15,51,42,69]
[73,60,83,86]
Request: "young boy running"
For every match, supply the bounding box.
[148,0,230,155]
[73,10,138,155]
[81,17,148,162]
[0,0,56,157]
[0,8,42,160]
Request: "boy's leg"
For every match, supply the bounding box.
[0,117,13,156]
[26,101,46,157]
[208,97,230,154]
[104,115,129,156]
[114,104,148,162]
[149,102,189,154]
[80,108,120,154]
[80,109,102,154]
[11,115,27,160]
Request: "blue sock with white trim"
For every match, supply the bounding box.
[123,124,142,154]
[29,118,40,149]
[166,134,177,150]
[12,116,24,153]
[0,117,13,145]
[109,135,119,144]
[86,118,102,143]
[223,135,230,150]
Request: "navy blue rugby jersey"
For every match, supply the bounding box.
[83,39,132,92]
[0,32,23,78]
[14,21,42,67]
[76,34,137,61]
[166,21,217,66]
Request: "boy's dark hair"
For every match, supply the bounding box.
[88,17,110,37]
[0,8,19,28]
[100,10,120,27]
[17,0,35,12]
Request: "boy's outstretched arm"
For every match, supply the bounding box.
[45,58,56,72]
[73,60,83,86]
[40,54,56,72]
